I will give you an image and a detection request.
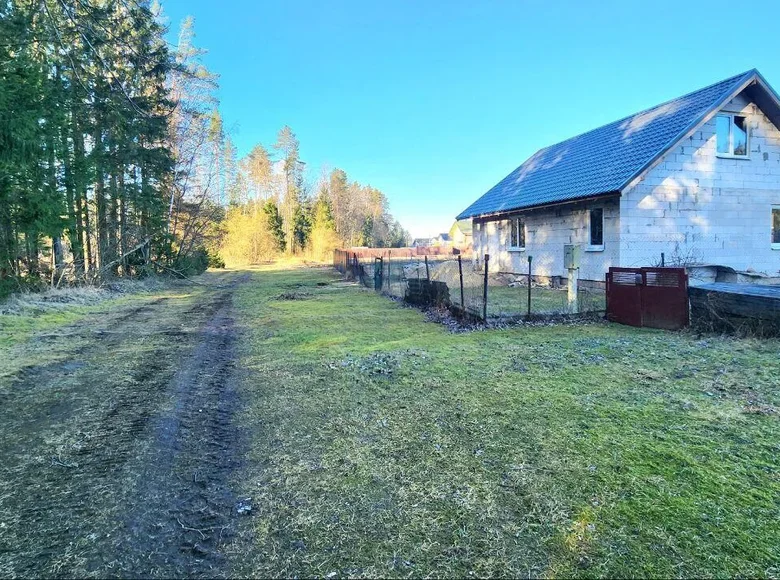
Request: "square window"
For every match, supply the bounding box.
[716,113,749,157]
[510,218,525,249]
[772,207,780,247]
[589,208,604,247]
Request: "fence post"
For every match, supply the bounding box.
[661,252,665,267]
[527,255,532,318]
[382,250,393,293]
[567,263,579,314]
[425,255,430,282]
[483,253,489,321]
[458,254,464,308]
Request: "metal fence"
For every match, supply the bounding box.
[334,249,606,322]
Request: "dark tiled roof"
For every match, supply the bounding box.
[457,70,757,220]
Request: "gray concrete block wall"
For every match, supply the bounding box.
[472,197,620,281]
[621,90,780,274]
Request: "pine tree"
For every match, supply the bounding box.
[274,126,303,253]
[292,200,312,252]
[223,137,241,206]
[0,0,180,290]
[308,192,340,261]
[243,144,273,203]
[263,200,286,253]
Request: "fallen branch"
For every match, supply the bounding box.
[96,238,151,277]
[51,456,78,469]
[176,517,207,539]
[155,264,209,286]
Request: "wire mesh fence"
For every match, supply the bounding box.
[334,249,606,322]
[480,274,606,319]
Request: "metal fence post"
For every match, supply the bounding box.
[375,256,383,291]
[425,255,430,282]
[458,254,464,308]
[483,253,489,321]
[527,255,532,318]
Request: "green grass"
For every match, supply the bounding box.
[0,283,200,379]
[0,275,225,578]
[232,264,780,578]
[483,285,606,318]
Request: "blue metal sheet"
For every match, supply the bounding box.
[457,70,757,220]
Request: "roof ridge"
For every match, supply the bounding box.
[615,70,759,192]
[540,69,756,152]
[456,69,771,221]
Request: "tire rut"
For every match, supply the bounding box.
[106,275,249,577]
[0,272,250,578]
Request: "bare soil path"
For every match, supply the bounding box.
[0,272,250,578]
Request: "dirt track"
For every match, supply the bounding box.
[0,272,250,578]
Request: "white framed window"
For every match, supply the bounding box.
[716,113,749,158]
[509,217,525,250]
[587,207,604,251]
[772,206,780,250]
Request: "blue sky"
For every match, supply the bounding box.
[162,0,780,238]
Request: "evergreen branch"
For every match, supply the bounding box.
[55,0,148,117]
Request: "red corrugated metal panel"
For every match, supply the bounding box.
[641,268,689,330]
[606,267,688,330]
[606,268,643,327]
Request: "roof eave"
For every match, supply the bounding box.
[461,191,621,221]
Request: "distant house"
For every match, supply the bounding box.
[433,233,451,247]
[449,219,473,248]
[412,237,434,248]
[457,69,780,282]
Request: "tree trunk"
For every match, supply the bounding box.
[52,236,64,286]
[109,146,119,275]
[94,124,107,272]
[140,162,150,267]
[25,232,39,277]
[62,115,82,274]
[118,172,127,276]
[73,127,91,275]
[47,128,64,285]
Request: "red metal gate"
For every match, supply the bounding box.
[606,268,643,327]
[606,267,689,330]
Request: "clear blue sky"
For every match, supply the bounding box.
[162,0,780,238]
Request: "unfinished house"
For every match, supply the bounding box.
[457,69,780,285]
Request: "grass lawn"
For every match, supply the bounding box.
[482,285,606,318]
[231,264,779,578]
[367,258,606,318]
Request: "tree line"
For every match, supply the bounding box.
[219,129,409,265]
[0,0,408,297]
